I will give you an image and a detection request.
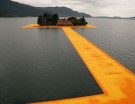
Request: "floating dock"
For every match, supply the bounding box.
[22,24,96,29]
[22,24,135,104]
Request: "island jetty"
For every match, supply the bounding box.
[30,27,135,104]
[22,13,135,104]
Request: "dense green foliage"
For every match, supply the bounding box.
[67,16,88,26]
[37,13,59,25]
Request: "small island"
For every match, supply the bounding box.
[22,13,96,28]
[37,12,88,26]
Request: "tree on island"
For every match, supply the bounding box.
[81,16,88,25]
[37,15,43,25]
[43,13,48,25]
[37,12,88,26]
[67,16,88,26]
[52,14,59,25]
[37,12,59,25]
[67,17,77,22]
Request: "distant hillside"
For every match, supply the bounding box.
[38,7,92,17]
[0,0,51,17]
[129,16,135,19]
[0,0,91,17]
[93,16,122,19]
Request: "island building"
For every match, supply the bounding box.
[57,19,73,26]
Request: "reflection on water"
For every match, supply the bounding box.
[0,18,103,103]
[75,18,135,73]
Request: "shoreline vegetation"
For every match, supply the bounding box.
[37,13,88,26]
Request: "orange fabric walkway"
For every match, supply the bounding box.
[22,24,96,29]
[31,27,135,104]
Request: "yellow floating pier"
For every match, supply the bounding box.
[28,26,135,104]
[22,24,96,29]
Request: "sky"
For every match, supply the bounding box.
[12,0,135,17]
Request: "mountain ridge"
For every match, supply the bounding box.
[38,6,91,17]
[0,0,91,17]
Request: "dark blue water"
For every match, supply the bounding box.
[75,18,135,73]
[0,18,103,103]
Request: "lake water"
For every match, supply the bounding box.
[75,18,135,73]
[0,17,135,103]
[0,18,103,103]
